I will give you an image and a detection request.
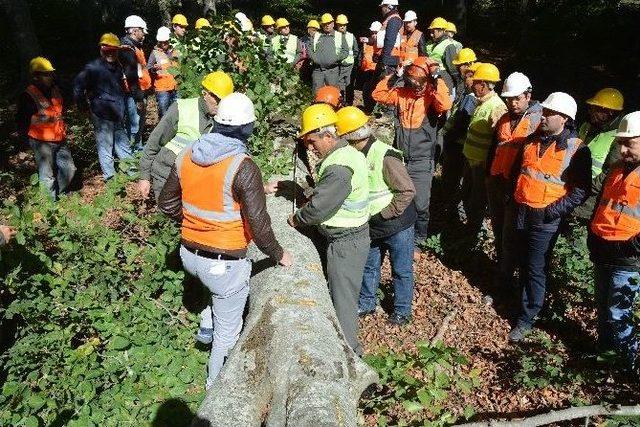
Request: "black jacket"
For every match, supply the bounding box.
[119,35,146,101]
[73,57,127,122]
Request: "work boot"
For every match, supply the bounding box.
[358,307,375,318]
[388,312,411,326]
[195,327,214,345]
[508,325,531,343]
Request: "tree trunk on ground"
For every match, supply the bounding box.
[0,0,41,90]
[194,187,379,427]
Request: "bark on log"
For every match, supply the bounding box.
[194,190,379,427]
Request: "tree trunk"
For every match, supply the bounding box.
[0,0,41,90]
[194,188,378,427]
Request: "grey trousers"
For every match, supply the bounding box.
[406,158,436,245]
[338,64,354,91]
[29,138,76,199]
[312,67,340,93]
[326,228,370,356]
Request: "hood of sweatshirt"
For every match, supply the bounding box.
[190,132,248,166]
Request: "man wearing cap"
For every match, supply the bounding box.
[138,71,234,202]
[573,88,626,222]
[159,92,293,389]
[120,15,151,152]
[486,72,542,288]
[378,0,403,77]
[290,104,370,355]
[74,33,132,181]
[171,14,188,39]
[588,111,640,370]
[309,14,349,94]
[508,92,591,342]
[335,14,359,105]
[425,17,458,94]
[399,11,426,64]
[360,21,383,114]
[148,26,178,118]
[17,57,76,199]
[272,18,304,66]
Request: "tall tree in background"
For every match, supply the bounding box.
[0,0,40,89]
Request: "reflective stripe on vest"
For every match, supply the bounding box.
[177,148,252,250]
[425,37,454,66]
[153,48,177,91]
[164,98,202,155]
[318,144,370,227]
[514,137,582,208]
[26,85,66,142]
[489,108,543,178]
[366,140,401,215]
[463,93,505,162]
[342,32,356,65]
[579,123,617,178]
[272,34,299,63]
[135,46,152,91]
[591,165,640,241]
[312,31,344,56]
[361,44,379,72]
[399,29,422,62]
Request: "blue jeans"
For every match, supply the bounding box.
[92,114,132,180]
[156,90,177,118]
[594,265,639,368]
[29,139,76,199]
[125,96,145,152]
[359,226,415,316]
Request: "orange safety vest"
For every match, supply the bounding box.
[490,109,542,179]
[590,164,640,241]
[399,29,422,62]
[381,12,401,59]
[514,137,582,208]
[152,48,177,92]
[361,43,380,72]
[177,149,252,250]
[26,84,66,142]
[134,46,152,91]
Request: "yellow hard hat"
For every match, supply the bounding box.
[29,57,55,74]
[99,32,121,48]
[452,47,477,65]
[308,20,320,29]
[172,14,188,26]
[445,21,457,33]
[195,18,211,30]
[201,71,234,99]
[299,104,338,137]
[336,107,369,136]
[472,63,500,82]
[261,15,276,26]
[275,18,290,29]
[336,14,349,25]
[428,17,448,30]
[586,88,624,111]
[468,62,483,73]
[320,13,334,25]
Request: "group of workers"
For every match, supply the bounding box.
[9,2,640,389]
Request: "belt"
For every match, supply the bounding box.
[184,245,243,261]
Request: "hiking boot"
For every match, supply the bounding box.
[195,327,214,345]
[508,325,531,343]
[388,312,411,325]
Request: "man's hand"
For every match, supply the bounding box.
[138,179,151,199]
[1,226,17,244]
[263,181,279,195]
[287,213,298,228]
[279,250,294,267]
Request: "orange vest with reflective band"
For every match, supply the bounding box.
[134,46,152,91]
[514,137,582,208]
[152,48,177,92]
[490,109,542,179]
[399,29,422,62]
[361,44,380,72]
[177,150,252,251]
[26,85,66,142]
[590,164,640,241]
[381,13,401,58]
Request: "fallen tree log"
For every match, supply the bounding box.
[194,189,379,427]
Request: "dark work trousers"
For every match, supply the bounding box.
[486,175,518,286]
[461,159,488,237]
[361,70,377,114]
[441,141,465,216]
[406,158,435,246]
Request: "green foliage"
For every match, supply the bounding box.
[362,341,479,426]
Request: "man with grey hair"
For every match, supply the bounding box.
[336,106,417,325]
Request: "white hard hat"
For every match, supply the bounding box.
[235,12,248,22]
[156,26,171,42]
[615,111,640,138]
[501,72,532,97]
[403,10,418,22]
[124,15,148,34]
[380,0,399,6]
[214,93,257,126]
[540,92,577,121]
[370,21,383,32]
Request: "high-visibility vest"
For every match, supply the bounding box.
[578,122,617,178]
[272,34,299,64]
[380,12,401,58]
[425,37,454,66]
[490,108,543,179]
[366,140,401,215]
[514,137,582,208]
[361,43,379,72]
[312,30,344,56]
[176,148,252,250]
[164,98,201,155]
[317,144,370,228]
[26,84,66,142]
[134,46,152,91]
[341,32,356,65]
[152,48,177,92]
[463,92,505,162]
[590,164,640,241]
[399,29,423,62]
